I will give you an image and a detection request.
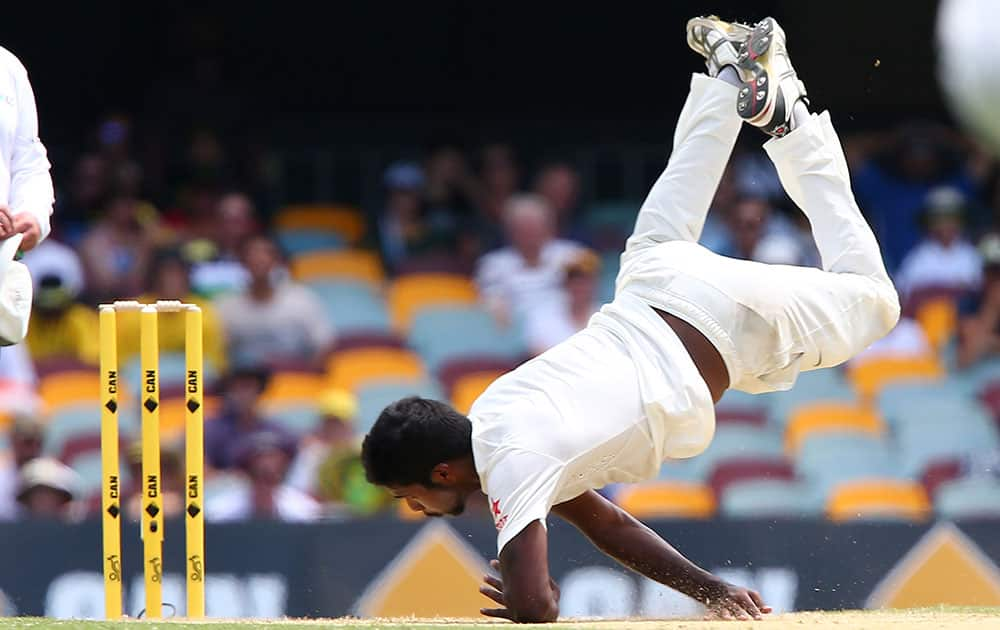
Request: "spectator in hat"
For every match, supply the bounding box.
[852,122,976,270]
[206,427,320,522]
[214,234,334,368]
[115,249,227,373]
[476,194,584,326]
[524,250,603,355]
[21,241,99,364]
[286,388,358,496]
[896,186,982,299]
[0,415,43,520]
[958,234,1000,368]
[204,366,294,470]
[15,457,79,520]
[375,162,459,272]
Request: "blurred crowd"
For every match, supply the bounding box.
[3,108,1000,524]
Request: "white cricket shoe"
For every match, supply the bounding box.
[736,17,809,137]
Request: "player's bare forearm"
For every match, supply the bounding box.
[553,490,769,619]
[480,521,560,623]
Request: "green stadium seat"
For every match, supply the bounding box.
[935,477,1000,519]
[720,479,824,518]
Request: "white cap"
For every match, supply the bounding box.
[16,457,79,502]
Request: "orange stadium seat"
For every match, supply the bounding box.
[38,370,101,414]
[387,273,478,331]
[451,371,506,414]
[846,356,943,400]
[157,395,221,442]
[614,482,716,519]
[327,347,425,392]
[260,371,327,404]
[826,479,931,522]
[915,297,958,351]
[274,204,367,244]
[290,250,385,285]
[784,402,884,453]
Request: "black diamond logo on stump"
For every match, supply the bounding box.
[107,504,119,518]
[187,504,201,518]
[105,400,117,413]
[144,398,158,412]
[186,399,201,413]
[145,503,160,518]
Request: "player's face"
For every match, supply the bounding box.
[388,484,466,517]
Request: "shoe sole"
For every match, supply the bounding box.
[736,18,782,123]
[686,16,753,75]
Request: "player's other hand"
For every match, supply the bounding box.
[479,559,560,622]
[0,206,41,251]
[704,581,771,621]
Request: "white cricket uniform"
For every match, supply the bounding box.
[0,47,54,241]
[470,74,901,554]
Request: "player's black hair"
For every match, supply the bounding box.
[361,396,473,487]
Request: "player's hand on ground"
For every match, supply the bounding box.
[703,581,771,621]
[479,559,560,621]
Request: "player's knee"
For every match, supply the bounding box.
[662,417,715,459]
[874,284,901,337]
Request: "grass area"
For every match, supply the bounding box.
[1,607,999,629]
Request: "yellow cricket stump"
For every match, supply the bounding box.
[99,307,122,618]
[140,305,163,618]
[99,300,206,619]
[185,306,205,617]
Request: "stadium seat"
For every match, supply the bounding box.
[274,204,367,244]
[679,424,785,481]
[409,306,526,371]
[58,433,101,464]
[951,357,1000,397]
[290,250,385,285]
[38,371,100,414]
[846,356,943,400]
[614,482,715,519]
[758,369,856,427]
[333,331,406,353]
[715,389,770,427]
[451,371,506,414]
[915,297,958,352]
[977,380,1000,427]
[720,479,824,518]
[320,290,392,335]
[387,273,478,331]
[707,458,795,497]
[260,371,327,403]
[355,380,444,435]
[68,449,104,498]
[795,433,900,491]
[920,457,965,497]
[895,409,999,476]
[826,480,931,522]
[877,382,964,427]
[42,407,101,457]
[276,229,345,256]
[327,347,426,392]
[784,402,884,453]
[935,477,1000,519]
[120,353,219,394]
[437,356,520,395]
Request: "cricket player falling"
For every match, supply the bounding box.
[363,16,899,622]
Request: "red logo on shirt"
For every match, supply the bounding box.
[490,497,508,531]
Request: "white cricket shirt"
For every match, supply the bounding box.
[0,47,54,241]
[470,290,715,553]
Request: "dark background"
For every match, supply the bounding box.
[3,1,945,150]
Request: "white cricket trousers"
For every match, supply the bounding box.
[613,73,901,396]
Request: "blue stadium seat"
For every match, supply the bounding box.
[43,406,140,459]
[935,477,1000,519]
[409,306,525,371]
[673,424,784,481]
[68,450,103,498]
[795,433,900,491]
[355,379,445,435]
[948,357,1000,397]
[896,410,999,476]
[878,382,982,428]
[758,368,856,427]
[276,230,344,256]
[263,404,322,438]
[122,352,219,392]
[720,479,825,518]
[312,285,391,334]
